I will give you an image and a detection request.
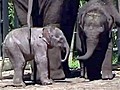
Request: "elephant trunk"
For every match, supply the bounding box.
[77,38,98,60]
[61,39,70,62]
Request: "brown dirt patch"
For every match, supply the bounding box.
[0,70,120,90]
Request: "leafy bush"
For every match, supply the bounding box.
[112,52,119,65]
[69,57,80,69]
[8,0,15,30]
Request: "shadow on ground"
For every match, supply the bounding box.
[2,69,81,86]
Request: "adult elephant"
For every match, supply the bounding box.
[76,0,115,81]
[13,0,79,80]
[77,0,120,80]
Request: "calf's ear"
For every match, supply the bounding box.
[42,27,51,43]
[42,28,50,37]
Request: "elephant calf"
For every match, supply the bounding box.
[2,25,69,86]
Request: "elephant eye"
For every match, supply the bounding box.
[51,34,54,37]
[59,37,64,42]
[60,37,63,40]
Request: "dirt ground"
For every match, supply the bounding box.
[0,70,120,90]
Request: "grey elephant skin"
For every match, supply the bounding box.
[2,25,69,86]
[101,0,120,80]
[13,0,79,79]
[76,0,114,81]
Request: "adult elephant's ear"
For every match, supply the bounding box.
[79,12,86,30]
[108,15,114,30]
[106,15,114,38]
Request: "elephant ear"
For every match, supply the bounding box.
[107,15,114,30]
[42,27,51,45]
[79,12,86,30]
[106,15,114,38]
[42,26,55,48]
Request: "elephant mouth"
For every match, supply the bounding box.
[47,45,54,49]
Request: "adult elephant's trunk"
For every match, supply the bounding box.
[61,38,70,62]
[77,38,99,60]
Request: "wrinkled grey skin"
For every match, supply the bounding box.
[76,0,114,80]
[77,0,114,60]
[13,0,67,80]
[101,0,120,80]
[2,25,69,86]
[14,0,64,27]
[27,0,33,28]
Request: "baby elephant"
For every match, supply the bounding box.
[2,25,69,86]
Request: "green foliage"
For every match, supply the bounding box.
[112,29,119,64]
[69,52,119,69]
[112,29,118,50]
[69,57,80,69]
[80,0,86,7]
[8,0,15,30]
[112,52,118,65]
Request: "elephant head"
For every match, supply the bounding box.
[42,25,69,61]
[77,5,114,60]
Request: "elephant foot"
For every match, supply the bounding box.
[89,77,102,81]
[50,69,65,80]
[13,78,26,87]
[102,73,115,80]
[80,71,88,79]
[41,79,53,85]
[88,74,102,81]
[13,82,26,87]
[0,74,2,80]
[80,74,88,79]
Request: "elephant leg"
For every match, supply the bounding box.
[33,44,65,81]
[85,46,107,81]
[30,61,44,83]
[85,55,102,81]
[79,61,87,79]
[102,41,114,80]
[13,0,28,26]
[43,0,64,27]
[76,30,87,79]
[5,47,26,87]
[80,61,85,78]
[48,47,65,80]
[60,0,79,77]
[34,52,52,85]
[0,58,4,79]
